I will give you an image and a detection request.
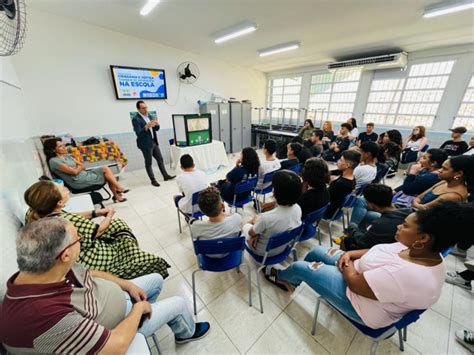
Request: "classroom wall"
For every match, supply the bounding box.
[11,8,266,137]
[0,57,44,298]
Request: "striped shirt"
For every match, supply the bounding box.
[0,264,126,354]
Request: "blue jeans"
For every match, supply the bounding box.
[278,246,363,324]
[125,273,195,338]
[349,197,381,230]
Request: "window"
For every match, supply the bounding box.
[308,70,361,123]
[453,75,474,131]
[365,60,455,127]
[267,76,302,123]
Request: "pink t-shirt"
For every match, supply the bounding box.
[346,242,446,329]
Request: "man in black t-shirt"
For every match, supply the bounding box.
[440,127,469,156]
[357,122,378,146]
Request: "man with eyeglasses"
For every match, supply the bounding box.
[0,218,210,353]
[132,100,175,187]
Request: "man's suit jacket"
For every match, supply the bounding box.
[132,114,161,151]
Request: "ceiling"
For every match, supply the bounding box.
[30,0,474,72]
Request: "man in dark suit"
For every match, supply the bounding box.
[132,100,175,186]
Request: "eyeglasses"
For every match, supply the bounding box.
[55,234,83,260]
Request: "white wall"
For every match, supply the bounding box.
[266,44,474,133]
[11,9,266,137]
[0,57,44,298]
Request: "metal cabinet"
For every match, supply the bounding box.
[242,102,252,148]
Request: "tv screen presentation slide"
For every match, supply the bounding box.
[110,65,167,100]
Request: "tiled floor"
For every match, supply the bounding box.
[108,153,473,355]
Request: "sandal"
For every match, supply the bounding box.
[113,197,127,203]
[117,189,130,194]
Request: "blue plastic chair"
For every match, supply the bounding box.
[245,223,304,313]
[312,297,425,355]
[254,171,276,210]
[222,176,258,212]
[288,163,302,174]
[192,236,251,315]
[321,194,356,246]
[296,204,329,247]
[177,190,205,233]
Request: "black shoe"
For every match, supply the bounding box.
[151,180,160,187]
[175,322,210,344]
[164,175,176,181]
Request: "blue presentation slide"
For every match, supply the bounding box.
[112,67,166,99]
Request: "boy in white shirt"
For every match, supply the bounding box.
[353,141,378,191]
[243,170,302,257]
[174,154,208,215]
[191,187,242,257]
[257,139,281,190]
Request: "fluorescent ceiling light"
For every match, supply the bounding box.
[140,0,160,16]
[258,42,300,57]
[423,0,474,18]
[213,22,258,44]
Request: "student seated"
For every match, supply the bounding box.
[357,122,378,146]
[264,201,474,329]
[394,148,447,197]
[0,218,210,353]
[412,155,473,210]
[378,129,403,148]
[338,184,412,250]
[191,187,242,243]
[440,126,469,156]
[401,126,427,164]
[298,119,315,140]
[280,143,301,170]
[24,181,171,280]
[321,120,335,150]
[322,123,352,162]
[257,139,281,190]
[243,170,302,257]
[174,154,208,214]
[43,137,129,202]
[325,150,360,218]
[298,158,330,220]
[353,141,378,191]
[347,117,359,141]
[373,143,399,183]
[291,136,313,164]
[217,147,260,201]
[308,129,324,157]
[464,136,474,155]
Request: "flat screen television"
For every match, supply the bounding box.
[110,65,167,100]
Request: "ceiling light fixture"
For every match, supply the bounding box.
[423,0,474,18]
[140,0,160,16]
[258,41,300,57]
[213,22,258,44]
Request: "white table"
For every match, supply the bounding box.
[170,140,229,174]
[64,194,94,213]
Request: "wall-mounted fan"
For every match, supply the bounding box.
[0,0,27,56]
[177,61,199,84]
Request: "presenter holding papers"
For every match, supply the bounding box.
[132,100,175,187]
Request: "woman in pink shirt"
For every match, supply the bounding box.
[265,201,473,329]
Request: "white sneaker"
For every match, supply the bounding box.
[455,330,474,353]
[445,272,472,290]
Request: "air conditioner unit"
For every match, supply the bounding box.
[328,52,408,71]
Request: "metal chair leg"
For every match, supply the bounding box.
[191,269,200,315]
[152,333,162,355]
[370,341,379,355]
[328,221,333,247]
[177,209,182,233]
[242,264,252,307]
[256,266,264,313]
[311,297,321,335]
[403,327,407,341]
[398,329,404,351]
